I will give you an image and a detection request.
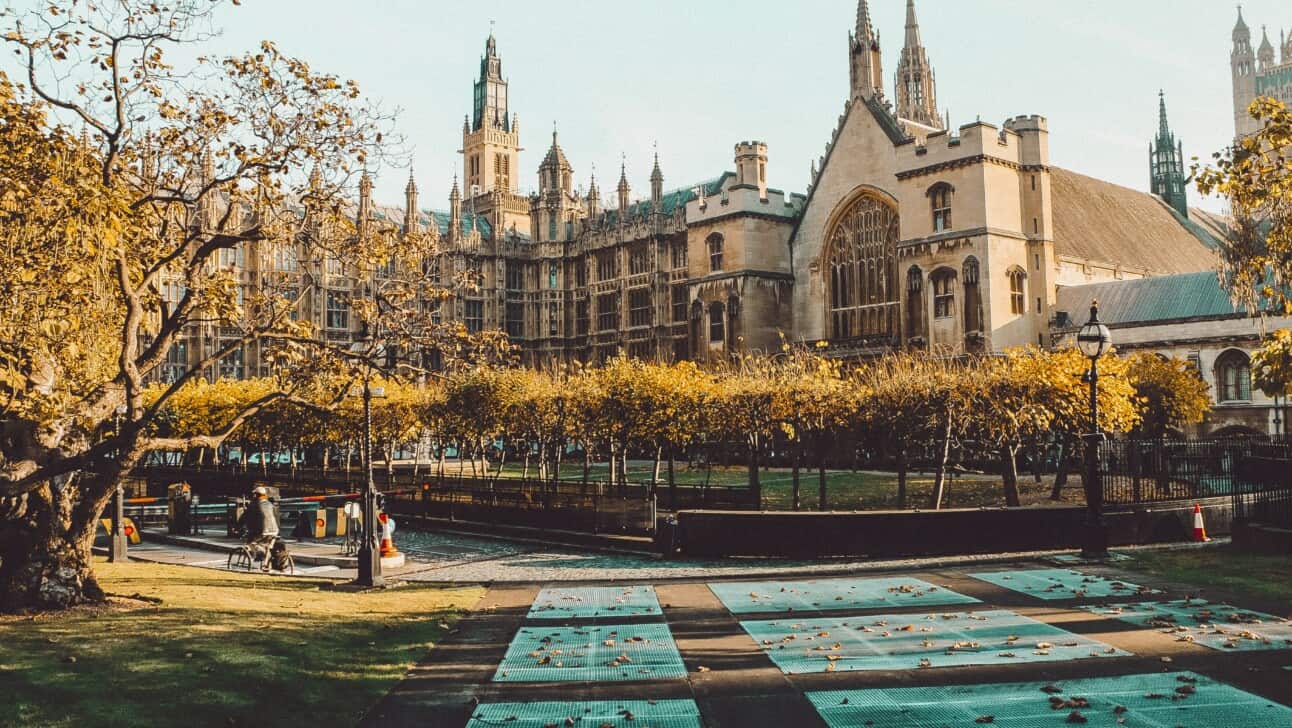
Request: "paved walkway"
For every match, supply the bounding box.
[124,526,1229,586]
[362,553,1292,727]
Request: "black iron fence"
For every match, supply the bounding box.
[1232,451,1292,529]
[383,476,657,535]
[1099,437,1292,506]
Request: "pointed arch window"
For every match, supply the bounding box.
[962,258,982,333]
[906,266,925,340]
[1216,350,1252,403]
[929,183,954,232]
[824,193,900,340]
[1009,268,1027,315]
[931,268,956,320]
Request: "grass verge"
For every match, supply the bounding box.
[0,559,482,728]
[1128,545,1292,605]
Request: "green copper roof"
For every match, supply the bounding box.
[1257,66,1292,95]
[1055,271,1242,326]
[428,210,492,239]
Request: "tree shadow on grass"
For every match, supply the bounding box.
[0,599,463,728]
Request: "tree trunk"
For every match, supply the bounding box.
[652,445,663,496]
[817,440,828,512]
[791,443,802,511]
[896,448,908,509]
[747,436,761,510]
[930,414,953,510]
[667,450,677,511]
[1051,435,1071,501]
[0,469,126,613]
[1002,445,1022,508]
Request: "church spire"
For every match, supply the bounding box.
[617,159,630,216]
[904,0,922,49]
[449,174,462,239]
[1258,25,1276,69]
[404,167,420,234]
[894,0,942,129]
[1150,90,1188,220]
[650,149,664,210]
[849,0,883,100]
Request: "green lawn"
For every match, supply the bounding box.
[1127,546,1292,605]
[0,559,482,728]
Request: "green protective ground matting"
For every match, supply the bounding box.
[741,609,1130,674]
[1084,599,1292,652]
[708,576,980,615]
[969,568,1155,601]
[493,623,687,683]
[526,585,662,620]
[808,671,1292,727]
[466,699,702,728]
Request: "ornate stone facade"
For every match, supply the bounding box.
[1232,7,1292,139]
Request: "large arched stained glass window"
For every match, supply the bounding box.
[825,193,900,341]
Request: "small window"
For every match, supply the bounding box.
[628,243,651,275]
[1009,269,1027,315]
[672,286,689,323]
[1033,253,1040,271]
[325,291,350,330]
[931,269,955,319]
[464,300,483,334]
[671,241,688,270]
[709,301,726,343]
[506,301,524,338]
[629,288,651,328]
[1216,350,1252,402]
[596,250,618,281]
[929,184,953,232]
[596,293,619,332]
[548,263,558,290]
[707,233,724,272]
[548,302,558,337]
[1031,174,1036,191]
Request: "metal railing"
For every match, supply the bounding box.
[1232,452,1292,529]
[1099,438,1292,505]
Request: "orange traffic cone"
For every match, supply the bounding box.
[1192,503,1210,543]
[378,512,399,557]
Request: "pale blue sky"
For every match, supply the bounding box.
[42,1,1292,210]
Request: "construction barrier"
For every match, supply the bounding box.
[293,507,350,539]
[96,517,142,546]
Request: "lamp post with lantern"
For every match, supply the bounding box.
[1076,301,1113,559]
[351,323,386,588]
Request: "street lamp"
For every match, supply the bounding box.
[352,324,386,588]
[1076,301,1112,559]
[109,404,129,563]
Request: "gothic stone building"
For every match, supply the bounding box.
[176,2,1289,434]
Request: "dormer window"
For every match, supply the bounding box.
[929,183,954,232]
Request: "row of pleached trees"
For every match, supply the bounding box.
[148,344,1214,511]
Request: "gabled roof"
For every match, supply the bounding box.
[1050,167,1218,275]
[1054,271,1239,327]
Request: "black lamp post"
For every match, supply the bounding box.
[1076,301,1112,559]
[354,325,385,588]
[109,404,129,562]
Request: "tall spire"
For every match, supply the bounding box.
[1158,90,1169,136]
[1150,90,1188,220]
[1258,25,1276,69]
[404,167,420,234]
[617,158,630,216]
[850,0,883,100]
[650,148,664,210]
[904,0,922,49]
[856,0,873,40]
[449,173,462,239]
[894,0,942,129]
[357,169,373,237]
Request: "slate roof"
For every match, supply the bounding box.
[596,173,802,225]
[1054,271,1240,327]
[1050,168,1219,275]
[371,203,493,239]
